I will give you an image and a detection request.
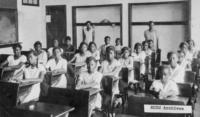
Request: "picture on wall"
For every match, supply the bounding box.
[22,0,39,6]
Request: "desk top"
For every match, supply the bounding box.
[19,81,40,87]
[16,102,75,117]
[165,96,189,105]
[82,88,102,96]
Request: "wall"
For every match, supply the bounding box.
[42,0,186,48]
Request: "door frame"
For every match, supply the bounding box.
[45,5,67,48]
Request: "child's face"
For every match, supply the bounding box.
[81,44,88,53]
[87,60,97,73]
[143,43,149,50]
[161,68,170,84]
[149,41,154,48]
[181,44,188,52]
[28,54,37,65]
[107,50,115,60]
[53,40,59,47]
[136,46,142,53]
[188,41,194,49]
[178,52,185,63]
[168,54,178,67]
[66,40,71,45]
[13,47,21,57]
[90,44,96,52]
[53,49,61,58]
[116,39,120,45]
[123,50,129,58]
[105,38,110,45]
[35,44,42,52]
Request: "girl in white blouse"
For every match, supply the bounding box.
[76,57,102,116]
[21,51,45,103]
[0,44,27,80]
[46,47,68,88]
[69,42,91,72]
[119,47,134,83]
[34,41,47,72]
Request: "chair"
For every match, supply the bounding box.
[101,76,123,117]
[184,71,196,84]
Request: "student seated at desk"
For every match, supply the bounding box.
[88,42,100,61]
[20,51,45,103]
[33,41,47,72]
[100,46,122,106]
[47,39,63,59]
[187,39,198,59]
[177,50,190,70]
[150,65,179,99]
[69,42,91,72]
[119,47,134,83]
[115,38,122,59]
[142,41,152,56]
[76,57,102,116]
[167,51,185,83]
[0,44,27,80]
[61,36,75,61]
[99,36,111,62]
[46,47,68,88]
[131,43,146,76]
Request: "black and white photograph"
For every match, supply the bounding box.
[0,0,199,117]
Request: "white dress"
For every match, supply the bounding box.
[7,55,27,79]
[131,51,146,74]
[22,66,42,103]
[74,51,91,72]
[119,57,135,83]
[83,27,94,44]
[169,64,185,83]
[46,58,67,88]
[36,50,48,72]
[77,71,103,108]
[101,59,121,94]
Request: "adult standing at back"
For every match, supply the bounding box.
[144,21,159,50]
[82,21,95,44]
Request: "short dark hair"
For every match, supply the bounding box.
[12,43,22,50]
[65,36,71,41]
[106,46,115,54]
[167,51,177,60]
[179,42,188,49]
[86,56,97,64]
[85,21,92,25]
[134,43,142,50]
[104,36,111,41]
[79,42,88,51]
[149,21,154,25]
[53,47,61,53]
[88,42,97,50]
[121,47,130,54]
[115,38,120,43]
[186,39,195,46]
[34,41,42,48]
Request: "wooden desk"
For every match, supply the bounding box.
[15,102,75,117]
[166,96,189,105]
[82,88,102,96]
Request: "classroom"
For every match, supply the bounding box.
[0,0,200,117]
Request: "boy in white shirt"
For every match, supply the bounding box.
[76,57,102,116]
[150,65,179,99]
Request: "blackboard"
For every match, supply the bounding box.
[0,9,17,45]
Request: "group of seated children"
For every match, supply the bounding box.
[0,34,199,116]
